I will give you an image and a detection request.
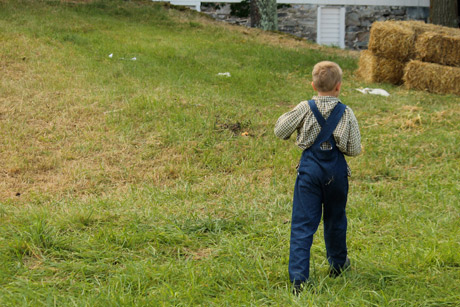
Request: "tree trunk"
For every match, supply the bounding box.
[250,0,278,31]
[430,0,459,28]
[250,0,260,28]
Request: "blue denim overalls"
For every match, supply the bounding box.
[289,100,349,284]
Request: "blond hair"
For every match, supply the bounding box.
[312,61,342,92]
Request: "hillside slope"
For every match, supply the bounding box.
[0,1,459,305]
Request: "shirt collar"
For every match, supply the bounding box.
[313,96,340,103]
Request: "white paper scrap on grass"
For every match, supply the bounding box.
[217,72,231,77]
[356,88,390,97]
[109,53,113,58]
[131,57,137,61]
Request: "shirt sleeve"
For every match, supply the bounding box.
[345,108,362,156]
[274,102,308,140]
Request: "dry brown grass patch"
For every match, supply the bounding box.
[0,45,187,200]
[401,105,423,113]
[186,11,359,58]
[183,247,214,261]
[400,114,423,130]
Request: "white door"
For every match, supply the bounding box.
[317,6,346,49]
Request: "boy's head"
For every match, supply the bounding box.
[312,61,342,94]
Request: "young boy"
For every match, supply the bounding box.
[274,61,361,292]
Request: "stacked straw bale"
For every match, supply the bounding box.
[401,20,460,37]
[358,20,460,95]
[403,60,460,95]
[357,50,405,85]
[368,21,416,62]
[415,32,460,67]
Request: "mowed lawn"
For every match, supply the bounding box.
[0,0,459,305]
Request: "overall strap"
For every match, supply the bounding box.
[308,100,326,127]
[308,100,346,145]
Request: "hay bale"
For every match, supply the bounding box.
[415,32,460,67]
[369,21,460,62]
[357,50,405,85]
[403,60,460,95]
[400,20,460,37]
[368,21,415,62]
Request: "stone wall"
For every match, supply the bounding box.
[201,4,429,49]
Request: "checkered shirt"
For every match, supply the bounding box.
[274,96,361,173]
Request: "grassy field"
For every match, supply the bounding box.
[0,0,459,305]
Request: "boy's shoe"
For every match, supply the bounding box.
[329,257,351,278]
[292,280,312,295]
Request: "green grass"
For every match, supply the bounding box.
[0,0,459,305]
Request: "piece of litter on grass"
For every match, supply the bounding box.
[108,53,113,58]
[368,89,390,97]
[131,57,137,61]
[241,131,249,136]
[356,88,390,97]
[217,72,231,77]
[104,108,124,114]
